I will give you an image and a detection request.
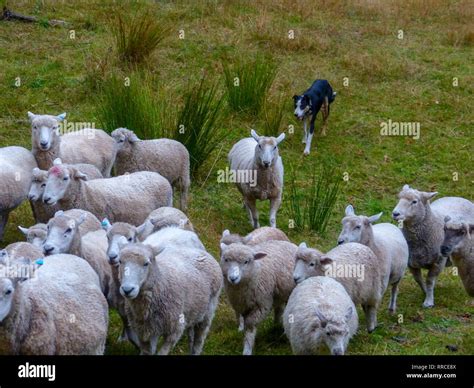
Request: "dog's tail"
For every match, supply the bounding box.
[329,91,337,103]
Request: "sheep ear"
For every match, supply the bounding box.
[56,113,66,121]
[101,218,112,231]
[402,184,410,190]
[276,132,285,144]
[18,226,29,236]
[32,167,40,173]
[74,170,88,181]
[220,243,228,252]
[421,191,438,202]
[0,250,8,265]
[298,242,307,250]
[27,111,37,122]
[368,212,383,224]
[76,213,87,226]
[254,252,267,260]
[315,309,327,328]
[320,256,333,266]
[54,210,64,218]
[136,222,146,235]
[444,216,451,224]
[222,229,230,237]
[178,219,187,228]
[345,205,355,216]
[250,129,260,142]
[345,306,353,321]
[53,158,62,165]
[129,133,140,143]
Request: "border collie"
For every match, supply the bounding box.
[293,79,336,155]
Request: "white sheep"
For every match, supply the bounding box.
[220,227,289,246]
[42,163,173,226]
[18,223,48,248]
[136,206,194,241]
[392,185,474,307]
[28,160,102,223]
[220,240,297,355]
[338,205,409,313]
[28,112,116,177]
[0,146,37,240]
[118,243,222,355]
[441,217,474,296]
[111,128,190,212]
[283,276,358,355]
[228,129,285,228]
[3,241,44,261]
[294,242,387,333]
[0,253,108,355]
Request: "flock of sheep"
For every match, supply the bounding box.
[0,112,473,355]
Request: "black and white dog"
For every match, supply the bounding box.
[293,79,336,155]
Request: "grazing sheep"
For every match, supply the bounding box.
[392,185,474,307]
[28,161,102,223]
[220,240,297,355]
[136,207,194,241]
[28,112,116,177]
[0,146,37,240]
[42,210,112,297]
[111,128,190,211]
[143,226,205,254]
[228,129,285,228]
[18,223,48,248]
[441,217,474,296]
[0,253,108,355]
[283,276,358,355]
[294,242,386,333]
[118,243,222,355]
[338,205,409,313]
[220,227,289,247]
[3,242,44,261]
[42,163,173,225]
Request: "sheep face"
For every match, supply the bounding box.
[338,205,382,245]
[28,168,48,201]
[219,243,266,285]
[0,256,30,322]
[28,112,65,151]
[18,225,47,248]
[103,222,138,265]
[441,220,473,256]
[251,130,285,169]
[42,212,85,255]
[392,185,437,223]
[293,245,330,284]
[118,244,154,299]
[0,277,15,322]
[110,128,139,152]
[43,165,87,205]
[313,308,353,355]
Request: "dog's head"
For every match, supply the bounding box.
[293,94,311,120]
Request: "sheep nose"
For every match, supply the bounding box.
[43,245,54,254]
[293,276,301,284]
[43,197,51,204]
[121,286,135,296]
[40,141,48,147]
[440,246,450,255]
[263,162,270,168]
[28,194,36,200]
[392,211,400,219]
[337,239,344,245]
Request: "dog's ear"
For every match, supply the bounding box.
[292,95,299,101]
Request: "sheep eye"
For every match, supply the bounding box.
[63,177,69,181]
[224,258,228,263]
[327,332,331,336]
[119,259,122,264]
[309,262,315,267]
[273,146,277,150]
[128,237,133,242]
[412,200,417,204]
[258,144,262,149]
[355,225,361,230]
[41,183,46,188]
[244,260,249,265]
[144,262,149,267]
[5,289,12,295]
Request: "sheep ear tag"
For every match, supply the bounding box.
[35,258,44,266]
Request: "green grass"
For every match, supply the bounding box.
[0,0,472,355]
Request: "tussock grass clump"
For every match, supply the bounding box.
[261,95,286,137]
[173,77,224,176]
[286,163,341,235]
[222,56,277,115]
[112,11,169,65]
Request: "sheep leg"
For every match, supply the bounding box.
[423,261,444,308]
[187,327,195,354]
[139,336,158,355]
[388,280,401,314]
[273,304,283,326]
[409,267,426,294]
[179,176,190,213]
[243,326,257,356]
[321,97,329,136]
[244,198,259,229]
[236,312,244,332]
[363,304,378,333]
[158,329,184,355]
[191,319,213,355]
[269,195,281,228]
[0,211,9,241]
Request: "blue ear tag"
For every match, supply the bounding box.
[35,259,44,266]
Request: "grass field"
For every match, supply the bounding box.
[0,0,472,355]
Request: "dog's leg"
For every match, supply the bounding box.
[303,116,316,155]
[321,96,329,136]
[302,118,308,143]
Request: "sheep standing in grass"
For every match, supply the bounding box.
[29,112,116,177]
[0,253,108,355]
[111,128,191,212]
[284,276,358,355]
[42,164,172,225]
[441,217,474,296]
[392,185,474,307]
[220,240,297,355]
[294,242,387,333]
[18,223,48,248]
[228,130,285,228]
[0,146,37,240]
[220,227,289,247]
[337,205,408,313]
[118,243,222,355]
[28,161,102,223]
[136,207,194,241]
